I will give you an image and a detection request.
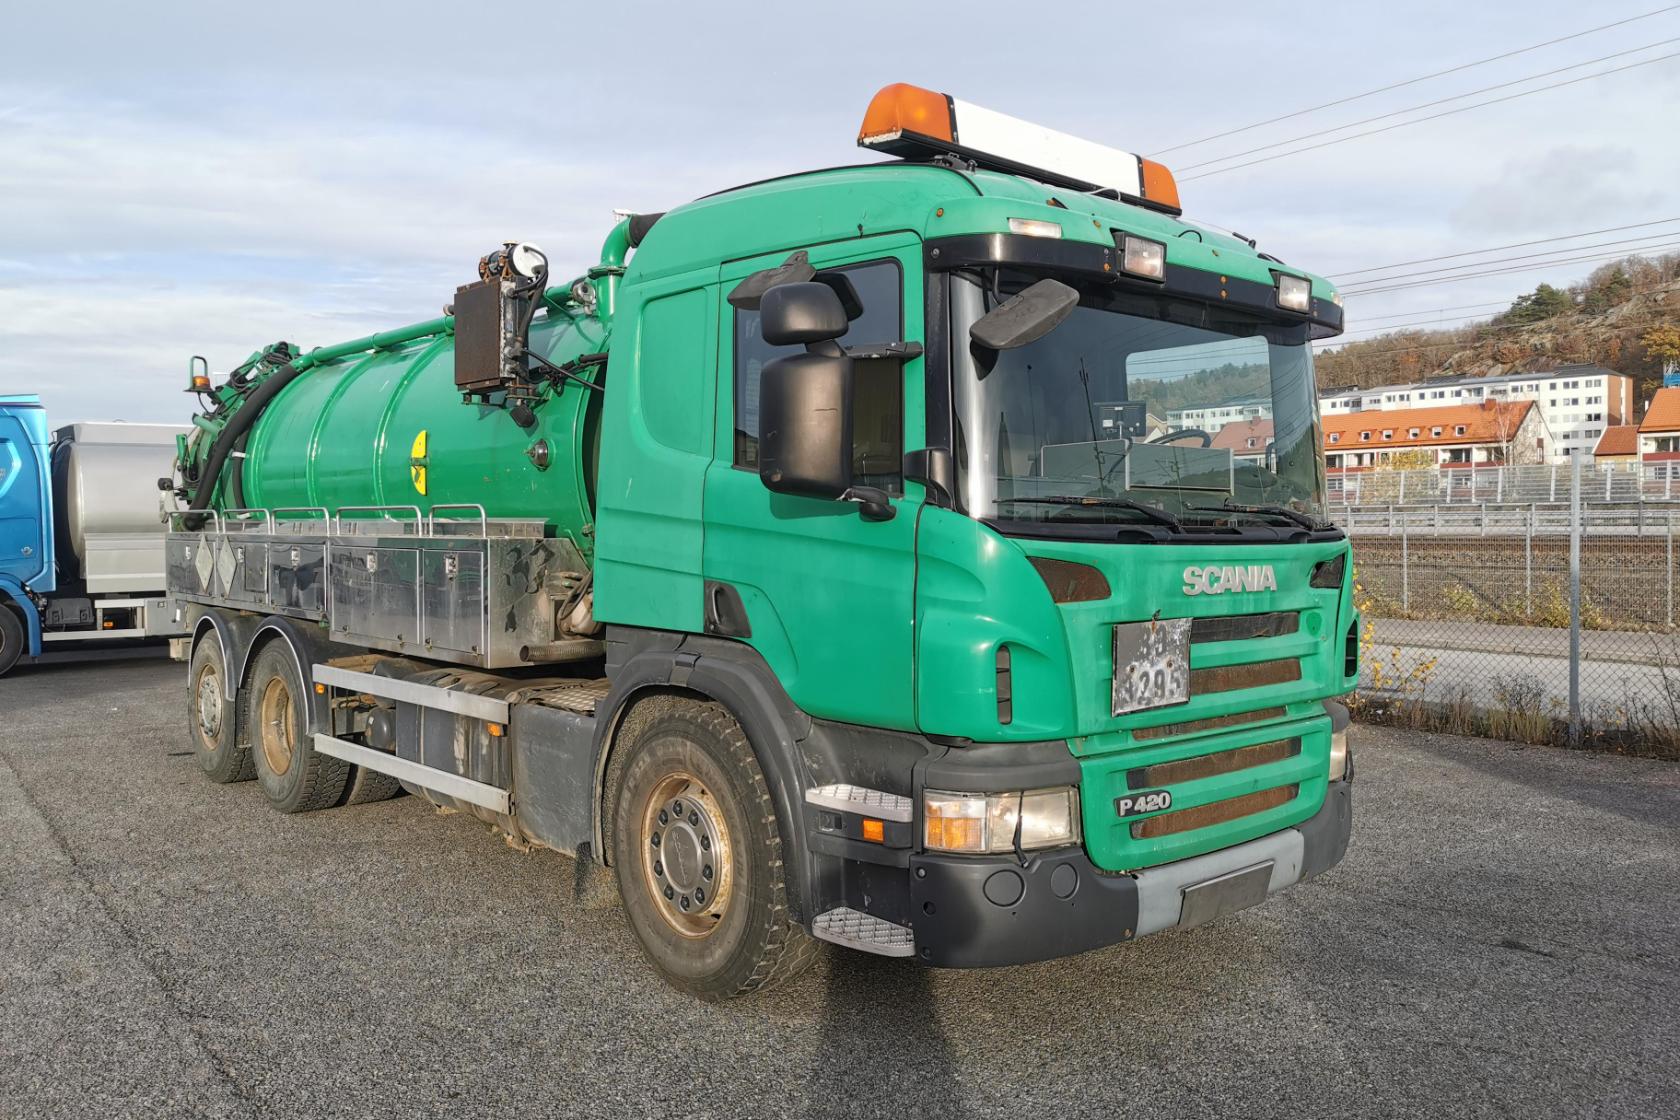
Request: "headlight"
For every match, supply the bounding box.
[1276,273,1312,313]
[1328,725,1350,781]
[923,787,1080,854]
[1119,234,1166,280]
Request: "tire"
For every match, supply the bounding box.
[246,642,350,813]
[339,765,404,806]
[188,635,253,782]
[608,697,818,1000]
[0,606,24,677]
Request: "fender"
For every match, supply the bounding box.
[591,629,817,922]
[192,607,351,732]
[189,607,262,702]
[0,575,42,657]
[244,614,361,734]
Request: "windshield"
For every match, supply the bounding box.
[950,272,1327,528]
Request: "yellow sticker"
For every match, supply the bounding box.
[409,429,428,496]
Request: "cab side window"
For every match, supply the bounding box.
[732,260,904,492]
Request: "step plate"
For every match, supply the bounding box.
[812,906,916,958]
[804,784,914,823]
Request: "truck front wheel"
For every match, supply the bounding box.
[189,636,253,783]
[608,698,818,1000]
[0,606,23,677]
[246,643,349,813]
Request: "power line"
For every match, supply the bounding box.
[1327,218,1680,278]
[1176,37,1680,174]
[1343,240,1680,295]
[1178,49,1680,182]
[1313,319,1655,358]
[1339,231,1680,290]
[1348,301,1514,323]
[1152,4,1680,154]
[1329,312,1505,339]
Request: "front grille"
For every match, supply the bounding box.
[1132,707,1286,743]
[1127,737,1299,789]
[1189,659,1300,694]
[1132,784,1299,839]
[1191,611,1299,644]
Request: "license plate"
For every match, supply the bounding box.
[1112,617,1192,715]
[1177,861,1274,929]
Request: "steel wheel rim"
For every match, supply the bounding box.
[194,663,223,746]
[257,676,296,777]
[639,770,733,938]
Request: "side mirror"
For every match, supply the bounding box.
[760,282,849,346]
[758,281,854,499]
[969,278,1080,350]
[758,348,854,500]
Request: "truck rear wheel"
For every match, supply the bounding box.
[608,698,818,1000]
[0,606,24,677]
[189,636,253,783]
[246,643,350,813]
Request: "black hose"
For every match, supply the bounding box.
[182,360,304,529]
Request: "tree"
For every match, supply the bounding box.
[1500,283,1576,324]
[1581,266,1633,314]
[1644,326,1680,377]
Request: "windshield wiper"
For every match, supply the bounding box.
[1187,501,1324,531]
[995,495,1183,532]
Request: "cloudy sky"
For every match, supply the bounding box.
[3,1,1678,422]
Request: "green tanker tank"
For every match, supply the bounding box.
[176,225,631,564]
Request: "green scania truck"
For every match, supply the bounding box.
[165,83,1356,999]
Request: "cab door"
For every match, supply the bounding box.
[0,403,51,594]
[703,235,925,731]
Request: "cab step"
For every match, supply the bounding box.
[803,783,914,822]
[811,907,915,958]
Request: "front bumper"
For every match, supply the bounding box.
[907,776,1351,968]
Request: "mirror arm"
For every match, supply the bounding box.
[841,340,924,361]
[840,485,897,522]
[903,447,955,509]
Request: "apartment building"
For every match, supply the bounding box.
[1322,400,1550,472]
[1166,396,1270,435]
[1317,364,1632,464]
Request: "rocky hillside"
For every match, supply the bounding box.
[1317,253,1680,404]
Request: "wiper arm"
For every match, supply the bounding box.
[995,495,1182,532]
[1187,501,1324,531]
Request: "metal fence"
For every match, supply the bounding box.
[1328,461,1680,506]
[1337,458,1680,750]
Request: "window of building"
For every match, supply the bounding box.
[1431,426,1442,437]
[1359,432,1371,442]
[1455,425,1467,435]
[1408,428,1420,438]
[733,259,903,489]
[1329,432,1341,444]
[1381,430,1393,440]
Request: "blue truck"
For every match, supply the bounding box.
[0,394,187,676]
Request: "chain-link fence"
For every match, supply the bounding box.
[1337,465,1680,756]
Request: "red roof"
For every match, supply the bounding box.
[1211,418,1274,453]
[1321,400,1535,450]
[1638,387,1680,434]
[1594,425,1639,456]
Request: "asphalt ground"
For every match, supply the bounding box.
[2,656,1677,1119]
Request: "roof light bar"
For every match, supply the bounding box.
[858,83,1183,216]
